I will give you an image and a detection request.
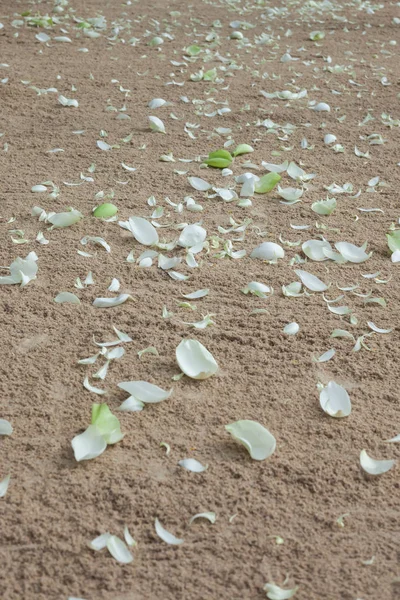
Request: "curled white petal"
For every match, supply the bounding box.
[360,450,395,475]
[155,518,184,545]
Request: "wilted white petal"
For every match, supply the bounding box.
[72,425,107,461]
[155,519,184,545]
[176,339,218,380]
[118,396,144,412]
[360,450,395,475]
[178,458,208,472]
[319,382,351,418]
[118,381,172,403]
[225,420,276,461]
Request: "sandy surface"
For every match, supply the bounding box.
[0,0,399,599]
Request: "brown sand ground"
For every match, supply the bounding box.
[0,0,399,598]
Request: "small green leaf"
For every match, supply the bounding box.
[232,144,254,157]
[254,172,281,194]
[91,404,123,445]
[186,45,201,56]
[386,231,400,253]
[208,149,233,161]
[93,203,118,218]
[205,157,232,169]
[203,68,217,81]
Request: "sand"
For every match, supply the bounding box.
[0,0,399,598]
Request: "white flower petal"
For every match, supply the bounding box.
[178,224,207,247]
[0,419,12,436]
[181,289,209,299]
[122,217,159,246]
[250,242,284,261]
[176,339,218,380]
[149,116,166,133]
[335,242,371,263]
[264,583,298,600]
[283,322,299,335]
[295,270,328,292]
[106,535,134,564]
[117,381,172,403]
[155,519,184,545]
[313,348,335,363]
[319,382,351,418]
[360,450,395,475]
[225,420,276,461]
[188,177,211,191]
[54,292,81,304]
[93,294,133,308]
[189,512,216,525]
[71,425,107,461]
[90,532,112,551]
[0,475,11,497]
[178,458,208,472]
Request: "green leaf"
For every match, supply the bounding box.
[232,144,254,157]
[204,158,232,169]
[91,404,123,445]
[186,45,201,56]
[386,231,400,253]
[208,149,233,161]
[254,172,281,194]
[203,68,217,81]
[93,203,118,218]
